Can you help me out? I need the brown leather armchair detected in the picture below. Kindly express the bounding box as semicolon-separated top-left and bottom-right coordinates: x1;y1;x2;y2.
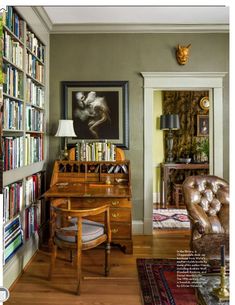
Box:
182;175;229;261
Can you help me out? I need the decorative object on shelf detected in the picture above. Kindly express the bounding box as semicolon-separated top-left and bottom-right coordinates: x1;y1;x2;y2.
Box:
212;245;229;301
61;81;129;149
55;119;76;159
178;157;191;164
196;138;209;162
199;96;210;111
160;114;180;163
197;114;209;136
175;44;191;65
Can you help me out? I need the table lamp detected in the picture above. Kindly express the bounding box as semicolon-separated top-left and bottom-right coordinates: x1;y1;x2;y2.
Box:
55;119;77;159
160;114;180;163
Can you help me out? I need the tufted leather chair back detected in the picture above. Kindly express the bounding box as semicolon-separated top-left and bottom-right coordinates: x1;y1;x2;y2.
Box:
183;175;229;241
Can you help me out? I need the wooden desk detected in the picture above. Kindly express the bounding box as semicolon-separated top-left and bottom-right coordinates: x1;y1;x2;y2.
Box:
160;163;209;208
44;160;133;254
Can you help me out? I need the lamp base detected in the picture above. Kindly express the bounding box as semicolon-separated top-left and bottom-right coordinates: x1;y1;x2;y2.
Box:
59;149;69;160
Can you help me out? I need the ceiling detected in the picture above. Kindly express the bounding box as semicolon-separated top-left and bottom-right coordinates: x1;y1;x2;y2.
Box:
36;6;229;33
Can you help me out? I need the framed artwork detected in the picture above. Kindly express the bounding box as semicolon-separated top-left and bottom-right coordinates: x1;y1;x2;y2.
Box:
197;114;209;136
61;81;129;149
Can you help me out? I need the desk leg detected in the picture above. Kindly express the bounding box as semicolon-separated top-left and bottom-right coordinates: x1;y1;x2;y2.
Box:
164;168;170;209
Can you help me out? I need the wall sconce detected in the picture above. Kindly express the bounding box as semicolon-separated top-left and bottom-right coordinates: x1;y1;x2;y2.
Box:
55;119;76;159
160;114;180;163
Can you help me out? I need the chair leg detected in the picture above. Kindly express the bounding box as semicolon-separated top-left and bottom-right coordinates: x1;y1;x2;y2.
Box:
105;242;111;276
76;248;82;295
48;243;57;280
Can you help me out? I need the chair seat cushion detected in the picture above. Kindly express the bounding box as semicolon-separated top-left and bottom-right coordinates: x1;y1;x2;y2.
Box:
192;233;229;261
56;219;104;243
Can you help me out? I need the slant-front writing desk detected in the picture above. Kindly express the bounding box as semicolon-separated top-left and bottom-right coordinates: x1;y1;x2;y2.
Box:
44;160;133;254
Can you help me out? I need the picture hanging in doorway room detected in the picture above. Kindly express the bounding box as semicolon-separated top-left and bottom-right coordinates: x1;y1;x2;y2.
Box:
61;81;129;149
197;114;209;136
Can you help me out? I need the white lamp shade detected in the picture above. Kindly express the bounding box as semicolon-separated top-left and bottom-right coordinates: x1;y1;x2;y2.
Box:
55;120;77;137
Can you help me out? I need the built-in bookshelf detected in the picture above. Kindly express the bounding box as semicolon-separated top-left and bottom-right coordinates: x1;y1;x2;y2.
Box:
2;6;46;269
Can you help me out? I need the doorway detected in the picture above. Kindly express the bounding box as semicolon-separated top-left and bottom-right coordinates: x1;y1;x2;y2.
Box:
141;72;226;235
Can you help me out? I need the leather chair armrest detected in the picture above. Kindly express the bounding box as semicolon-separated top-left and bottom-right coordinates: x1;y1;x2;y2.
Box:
194;221;205;234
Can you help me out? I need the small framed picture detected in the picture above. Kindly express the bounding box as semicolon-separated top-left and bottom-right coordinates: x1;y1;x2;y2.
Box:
197;115;209;136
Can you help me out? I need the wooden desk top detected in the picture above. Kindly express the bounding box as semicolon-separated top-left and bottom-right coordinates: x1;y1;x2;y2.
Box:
43;182;131;199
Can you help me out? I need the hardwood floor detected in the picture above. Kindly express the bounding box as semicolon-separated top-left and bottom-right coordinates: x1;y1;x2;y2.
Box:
5;230;190;305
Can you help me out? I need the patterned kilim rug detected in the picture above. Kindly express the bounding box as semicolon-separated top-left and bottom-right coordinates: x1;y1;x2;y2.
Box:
153;209;190;229
136;259;197;305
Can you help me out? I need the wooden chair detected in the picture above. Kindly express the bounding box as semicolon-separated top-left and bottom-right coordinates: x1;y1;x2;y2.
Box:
48;199;111;295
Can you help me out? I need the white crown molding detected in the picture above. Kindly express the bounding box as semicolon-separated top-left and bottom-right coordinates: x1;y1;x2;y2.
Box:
49;23;229;34
33;7;53;32
31;8;229;34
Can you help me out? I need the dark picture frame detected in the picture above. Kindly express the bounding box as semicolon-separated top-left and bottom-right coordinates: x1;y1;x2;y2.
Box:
197;114;209;136
61;81;129;149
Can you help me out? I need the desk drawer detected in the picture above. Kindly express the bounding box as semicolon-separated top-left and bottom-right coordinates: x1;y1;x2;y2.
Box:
86;208;131;223
78;198;132;208
111;223;131;239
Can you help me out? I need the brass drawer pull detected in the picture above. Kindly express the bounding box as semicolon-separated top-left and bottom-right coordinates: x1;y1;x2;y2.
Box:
111;200;120;206
87;199;95;203
112;213;120;218
111;228;119;233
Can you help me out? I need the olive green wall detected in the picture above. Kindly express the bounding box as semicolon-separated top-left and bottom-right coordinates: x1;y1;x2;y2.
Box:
50;33;229;221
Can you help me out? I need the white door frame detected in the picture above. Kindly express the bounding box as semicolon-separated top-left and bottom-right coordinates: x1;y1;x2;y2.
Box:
141;72;226;234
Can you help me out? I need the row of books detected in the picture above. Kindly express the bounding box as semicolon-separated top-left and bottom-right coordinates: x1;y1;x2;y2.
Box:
26;53;44;83
26;78;45;107
3;98;23;130
3;30;24;69
25;134;44;165
3;181;23;223
25;202;41;240
2;136;24;171
2;7;24;40
76;141;116;161
2;135;44;170
26;30;45;63
3;63;24;99
25;172;43;207
4;215;24;264
26;106;44;132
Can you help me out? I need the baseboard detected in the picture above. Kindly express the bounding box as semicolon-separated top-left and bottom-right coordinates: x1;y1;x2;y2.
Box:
132;220;144;235
153;192;160;204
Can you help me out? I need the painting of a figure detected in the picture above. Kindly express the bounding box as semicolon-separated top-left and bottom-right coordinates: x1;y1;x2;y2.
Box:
197;115;209;136
72;90;119;139
62;81;129;148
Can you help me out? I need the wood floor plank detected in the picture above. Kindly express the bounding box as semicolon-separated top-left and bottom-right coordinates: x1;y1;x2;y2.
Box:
5;231;190;305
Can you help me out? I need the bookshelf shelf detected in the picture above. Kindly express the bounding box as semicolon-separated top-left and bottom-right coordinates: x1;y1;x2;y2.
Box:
2;56;24;72
2;6;46;269
3;92;24;102
26;73;44;86
26;47;45;65
3;129;24;133
3;25;24;45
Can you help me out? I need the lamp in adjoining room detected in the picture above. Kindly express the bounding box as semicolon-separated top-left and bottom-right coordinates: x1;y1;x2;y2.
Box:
55;119;76;159
160;114;180;163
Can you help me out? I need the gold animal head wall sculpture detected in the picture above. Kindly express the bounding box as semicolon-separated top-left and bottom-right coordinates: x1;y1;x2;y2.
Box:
176;44;191;65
